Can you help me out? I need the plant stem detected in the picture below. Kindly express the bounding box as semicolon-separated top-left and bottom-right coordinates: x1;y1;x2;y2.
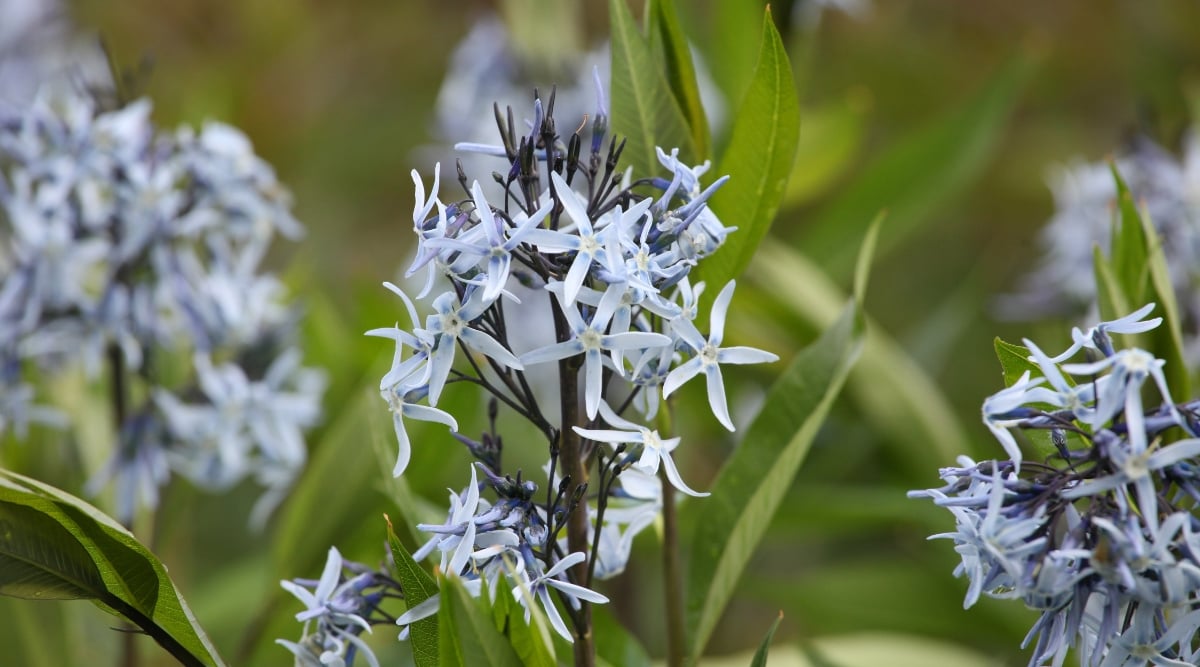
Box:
108;343;139;667
661;470;684;667
557;355;594;667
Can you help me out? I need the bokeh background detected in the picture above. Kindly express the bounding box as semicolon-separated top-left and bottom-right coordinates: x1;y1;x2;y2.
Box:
5;0;1200;665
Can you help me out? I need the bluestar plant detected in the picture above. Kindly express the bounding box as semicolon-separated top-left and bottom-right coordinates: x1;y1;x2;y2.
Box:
280;77;778;665
0;83;326;524
912;305;1200;667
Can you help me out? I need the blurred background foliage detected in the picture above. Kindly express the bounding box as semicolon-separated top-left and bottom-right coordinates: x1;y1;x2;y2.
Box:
6;0;1200;665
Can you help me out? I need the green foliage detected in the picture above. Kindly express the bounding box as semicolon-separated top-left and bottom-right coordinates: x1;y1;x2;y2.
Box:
693;8;800;314
800;54;1032;278
682;300;865;661
486;576;556;667
1099;165;1190;399
750;612;784;667
0;470;224;667
647;0;710;159
387;515;439;666
437;576;523;667
608;0;697;177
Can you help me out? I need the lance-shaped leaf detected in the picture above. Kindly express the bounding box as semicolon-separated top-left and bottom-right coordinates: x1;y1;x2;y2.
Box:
749;612;784;667
609;0;697;177
437;575;523;667
647;0;709;159
693;7;799;313
682;299;864;660
387;515;439;667
0;469;224;667
1108;164;1190;399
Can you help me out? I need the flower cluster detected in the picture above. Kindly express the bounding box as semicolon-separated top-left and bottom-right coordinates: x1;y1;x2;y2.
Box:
998;134;1200;361
912;305;1200;667
365;78;777;642
277;74;778;661
278;547;399;667
0;84;325;523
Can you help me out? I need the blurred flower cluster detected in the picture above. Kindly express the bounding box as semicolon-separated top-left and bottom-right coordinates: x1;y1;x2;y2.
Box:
0;84;325;523
281;73;777;663
1000;134;1200;359
912;305;1200;667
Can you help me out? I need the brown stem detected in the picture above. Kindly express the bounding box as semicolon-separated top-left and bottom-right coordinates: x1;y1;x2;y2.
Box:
108;343;140;667
554;330;594;666
661;471;684;667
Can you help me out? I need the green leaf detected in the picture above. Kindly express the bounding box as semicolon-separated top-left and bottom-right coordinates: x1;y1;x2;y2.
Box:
993;337;1039;387
853;214;882;307
484;571;554;667
1093;244;1132;323
800;54;1032;279
0;470;224;667
1109;164;1150;305
1109;164;1191;399
647;0;709;159
593;604;651;667
387;515;439;667
692;7;799;311
438;576;523;667
1143;207;1191;400
699;0;763;124
682;300;864;661
749;612;784;667
608;0;696;177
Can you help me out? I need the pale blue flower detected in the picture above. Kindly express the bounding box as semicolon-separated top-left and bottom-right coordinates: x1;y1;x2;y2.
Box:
511;550;608;643
1063;435;1200;534
278;547;382;667
1047;302;1163;363
980;370;1046;469
422;286;523;406
1099;604;1200;667
379;383;458;477
663;280;778;431
520;286;669;418
574;400;708;497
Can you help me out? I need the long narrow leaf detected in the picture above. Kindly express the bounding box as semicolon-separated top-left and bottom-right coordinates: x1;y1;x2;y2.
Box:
608;0;696;177
682;300;864;661
693;7;799;312
387;515;439;667
648;0;709;159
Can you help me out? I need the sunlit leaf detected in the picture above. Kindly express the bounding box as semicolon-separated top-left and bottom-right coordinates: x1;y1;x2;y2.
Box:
745;244;966;472
783;97;868;208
